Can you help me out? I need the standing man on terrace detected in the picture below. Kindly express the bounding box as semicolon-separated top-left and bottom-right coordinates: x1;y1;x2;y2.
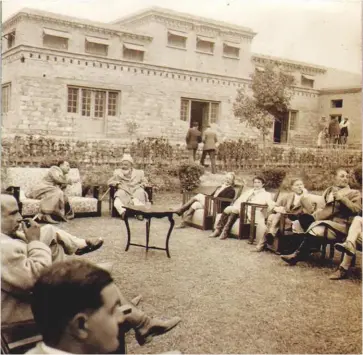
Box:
185;121;202;162
200;124;218;174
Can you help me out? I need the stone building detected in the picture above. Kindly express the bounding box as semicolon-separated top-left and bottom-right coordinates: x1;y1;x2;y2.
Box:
2;6;361;146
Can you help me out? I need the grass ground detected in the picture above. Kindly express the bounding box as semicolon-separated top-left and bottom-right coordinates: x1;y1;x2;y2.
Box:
61;193;362;354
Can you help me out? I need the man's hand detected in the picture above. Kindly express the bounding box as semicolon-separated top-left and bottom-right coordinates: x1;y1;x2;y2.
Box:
22;219;41;242
274;206;286;213
332;190;344;201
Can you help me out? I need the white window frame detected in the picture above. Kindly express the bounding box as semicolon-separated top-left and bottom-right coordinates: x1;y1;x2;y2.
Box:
167;30;188;49
122;43;145;62
67;86;121;119
196;35;215;54
288;110;298;131
180;98;220;124
2;83;11;114
85;36;109;56
223;42;240;59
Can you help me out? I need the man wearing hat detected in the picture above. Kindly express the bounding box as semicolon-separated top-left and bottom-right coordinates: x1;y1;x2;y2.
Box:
108;152;149;218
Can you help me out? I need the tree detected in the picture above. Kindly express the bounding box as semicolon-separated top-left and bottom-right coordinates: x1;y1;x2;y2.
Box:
233;64;296;164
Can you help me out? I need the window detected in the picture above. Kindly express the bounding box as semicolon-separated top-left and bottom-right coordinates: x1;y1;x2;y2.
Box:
331;99;343;108
289;111;298;130
67;87;78;113
67;86;120;118
180;99;189;122
43;28;70;50
108;92;118;116
2;83;11;114
81;89;91;116
180;98;220;125
123;43;145;62
210;102;219;123
85;36;109;56
301;74;314;88
196;36;214;54
223;42;240;58
6;31;15;49
167;30;187;49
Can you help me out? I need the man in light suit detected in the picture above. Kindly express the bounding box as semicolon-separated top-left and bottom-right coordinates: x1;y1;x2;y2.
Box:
108;153;149;219
281;168;362;265
200;125;218;174
185;121;201;162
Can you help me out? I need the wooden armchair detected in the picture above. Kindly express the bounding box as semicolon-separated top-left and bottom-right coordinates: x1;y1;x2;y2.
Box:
1;320;41;354
242;203;269;243
109;185;153;217
207;184;244;234
182;187;217;230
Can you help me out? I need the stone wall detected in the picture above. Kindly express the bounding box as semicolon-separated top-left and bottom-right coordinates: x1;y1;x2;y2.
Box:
3;46;321;146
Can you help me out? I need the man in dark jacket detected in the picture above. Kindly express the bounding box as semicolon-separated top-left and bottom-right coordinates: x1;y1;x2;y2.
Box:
185;122;201;162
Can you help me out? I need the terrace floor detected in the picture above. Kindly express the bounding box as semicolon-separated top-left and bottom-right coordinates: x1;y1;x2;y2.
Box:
60;194;362;354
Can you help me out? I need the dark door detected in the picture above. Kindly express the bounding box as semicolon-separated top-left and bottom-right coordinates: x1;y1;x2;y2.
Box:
273;113;289;143
190;101;209;134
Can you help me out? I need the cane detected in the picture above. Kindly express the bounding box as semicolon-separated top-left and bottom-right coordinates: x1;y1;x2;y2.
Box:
100;187;110;201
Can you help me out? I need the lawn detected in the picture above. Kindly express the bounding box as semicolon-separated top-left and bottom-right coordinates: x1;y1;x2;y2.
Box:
61;193;362;354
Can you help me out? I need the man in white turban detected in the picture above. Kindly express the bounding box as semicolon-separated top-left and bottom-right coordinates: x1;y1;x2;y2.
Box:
108;153;149;218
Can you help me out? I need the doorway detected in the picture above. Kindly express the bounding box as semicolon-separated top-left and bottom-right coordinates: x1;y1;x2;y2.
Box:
273;112;289;143
190;101;209;134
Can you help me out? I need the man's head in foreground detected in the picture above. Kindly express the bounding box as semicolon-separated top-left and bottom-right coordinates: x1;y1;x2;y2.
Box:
1;194;23;236
31;259;124;354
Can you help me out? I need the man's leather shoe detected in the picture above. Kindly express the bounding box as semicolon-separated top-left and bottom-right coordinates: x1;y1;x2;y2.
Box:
135;316;181;346
42;214;59;224
329;266;348;280
75;238;104;255
281;252;299;265
265;233;274;245
335;241;356;257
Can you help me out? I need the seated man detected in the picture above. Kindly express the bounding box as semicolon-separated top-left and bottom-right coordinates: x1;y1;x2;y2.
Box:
281;168;362;265
1;193;104;326
265;178;310;244
209;176;274;250
108;153;149;219
27;260;181;354
330;216;362;280
175;172;236;228
28;160;78;224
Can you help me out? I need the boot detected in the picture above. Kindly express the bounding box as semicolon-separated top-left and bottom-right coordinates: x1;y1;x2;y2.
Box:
123;306;181;346
209;212;229;238
176;199;195;216
219;214;238;240
281;235;310;265
65;202;74;220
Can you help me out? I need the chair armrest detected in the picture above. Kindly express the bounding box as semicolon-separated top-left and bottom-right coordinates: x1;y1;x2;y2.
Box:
212;197;234;216
144;186;153;204
92;186;100;199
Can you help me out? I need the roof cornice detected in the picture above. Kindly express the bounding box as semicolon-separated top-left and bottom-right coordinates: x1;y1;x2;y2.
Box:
319;86;362;95
252;54;326;74
112;7;256;40
3;9;153;41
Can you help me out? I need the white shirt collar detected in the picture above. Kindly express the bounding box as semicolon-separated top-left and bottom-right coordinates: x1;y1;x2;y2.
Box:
40;342;72;355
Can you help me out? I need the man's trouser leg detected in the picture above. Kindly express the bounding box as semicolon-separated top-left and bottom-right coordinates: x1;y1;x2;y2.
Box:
114;190;132;216
340;217;362;270
200;150;207;166
209;150;216;174
255;214;268;248
267;213;281;236
39;225;87;260
193;148;197;162
117;289;181;346
188;149;194;162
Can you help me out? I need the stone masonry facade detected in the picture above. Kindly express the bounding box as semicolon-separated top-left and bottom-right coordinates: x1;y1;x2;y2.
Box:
2;7;361;146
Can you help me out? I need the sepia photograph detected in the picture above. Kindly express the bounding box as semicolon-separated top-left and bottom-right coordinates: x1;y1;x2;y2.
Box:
1;0;362;353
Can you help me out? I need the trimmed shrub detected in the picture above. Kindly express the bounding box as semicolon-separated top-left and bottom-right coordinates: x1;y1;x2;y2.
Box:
260;168;287;189
178;163;205;193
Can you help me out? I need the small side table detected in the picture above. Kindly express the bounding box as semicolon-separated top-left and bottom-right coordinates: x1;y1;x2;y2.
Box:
123;205;177;258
